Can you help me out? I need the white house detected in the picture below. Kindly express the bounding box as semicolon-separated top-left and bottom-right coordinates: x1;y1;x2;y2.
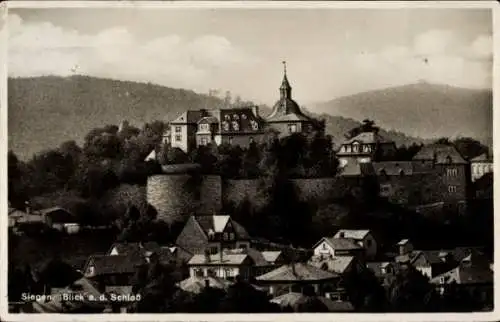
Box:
333;229;377;259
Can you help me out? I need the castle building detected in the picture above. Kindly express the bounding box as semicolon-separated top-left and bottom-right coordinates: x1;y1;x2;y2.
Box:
470;153;493;182
336;122;397;168
169;62;323;153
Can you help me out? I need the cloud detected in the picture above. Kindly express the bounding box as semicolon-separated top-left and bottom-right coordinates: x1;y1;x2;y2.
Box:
7;14;256;92
349;29;492;91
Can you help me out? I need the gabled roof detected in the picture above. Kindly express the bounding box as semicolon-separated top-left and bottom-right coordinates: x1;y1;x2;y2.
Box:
430;264;493;285
261;251;283;263
256;263;338;282
86;255;145;275
192;215;251;240
334;229;371;240
144;150;156;162
366;261;400;277
188;253;250;266
412;143;467;164
313;237;363;251
171;110;206;125
308;256;355;274
343;131;393;145
397;239;411;246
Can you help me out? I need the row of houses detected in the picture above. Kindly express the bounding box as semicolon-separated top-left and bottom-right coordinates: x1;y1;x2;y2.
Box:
18;214;493;313
8;205;81;235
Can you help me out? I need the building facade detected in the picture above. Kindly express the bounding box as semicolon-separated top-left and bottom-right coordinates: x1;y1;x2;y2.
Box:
470;153;493;182
167;63;323;153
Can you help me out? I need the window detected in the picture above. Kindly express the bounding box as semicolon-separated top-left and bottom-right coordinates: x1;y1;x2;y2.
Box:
448;185;457;193
342;145;347;153
200;137;208;146
229;233;235;240
242;114;247;120
484;165;489;173
210;246;218;254
251;120;259;131
233;114;239;120
352;143;359;153
199;123;209;132
346;145;352;153
445;156;452;164
447;168;458;176
223;232;229;240
232;121;240;131
363;145;370;153
229;137;234;144
88;265;95;276
175;135;181;142
175;126;182;133
288;123;298;133
222;121;230;131
224;268;232;278
322;243;327;250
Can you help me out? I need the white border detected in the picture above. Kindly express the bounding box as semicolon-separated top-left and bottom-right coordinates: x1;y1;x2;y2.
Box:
1;1;499;322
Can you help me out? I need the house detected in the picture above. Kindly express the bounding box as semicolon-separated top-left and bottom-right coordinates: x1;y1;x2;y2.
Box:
412;143;469;203
470;153;493;182
176;214;252;255
430;262;493;305
333;229;377;259
107;242;176;265
178;275;233;294
167;63;322;153
312;237;365;260
83;255;145;294
270;292;355;312
186;247;284;281
366;262;400;285
256;263;340;297
39;207;80;234
308;255;358;276
336;120;397;167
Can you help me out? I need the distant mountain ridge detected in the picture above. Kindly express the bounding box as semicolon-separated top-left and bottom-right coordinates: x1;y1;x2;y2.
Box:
8;76;450;160
312;82;493;148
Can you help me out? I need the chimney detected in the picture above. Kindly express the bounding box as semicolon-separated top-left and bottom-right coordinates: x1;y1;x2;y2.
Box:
252;106;259;117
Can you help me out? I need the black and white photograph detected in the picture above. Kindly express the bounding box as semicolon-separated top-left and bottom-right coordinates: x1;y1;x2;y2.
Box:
1;1;497;320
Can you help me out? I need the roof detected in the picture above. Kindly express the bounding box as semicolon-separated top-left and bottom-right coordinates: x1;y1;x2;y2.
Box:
144;150;156;162
171;110;206;125
160;163;201;174
270;292;354;312
395;247;487;267
430;264;493;285
108;242;174;262
339;162;375;177
86;255;145;275
192;215;251;240
39;207;76;223
412;143;468;164
372;161;416;176
314;237;363;251
343;131;393;145
397;239;410;245
261;251;283;263
334;229;371;240
266;112;312;123
30;277;104;313
256;263;338;282
188;253;250;266
471;153;493;162
366;262;399;277
178;276;233;294
198;116;219;124
308;256;355;274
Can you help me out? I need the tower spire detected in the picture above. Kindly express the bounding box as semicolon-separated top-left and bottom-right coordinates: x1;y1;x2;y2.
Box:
280;61;292;99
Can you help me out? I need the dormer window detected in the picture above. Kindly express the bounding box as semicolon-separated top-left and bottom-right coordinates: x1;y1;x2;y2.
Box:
346;145;352;153
445;156;452;164
87;265;96;276
224;115;230;121
242;114;247;120
352;142;359;153
232;121;240;131
233;114;239;120
250;120;259;131
363;145;370;153
199;123;209;132
222;121;230;131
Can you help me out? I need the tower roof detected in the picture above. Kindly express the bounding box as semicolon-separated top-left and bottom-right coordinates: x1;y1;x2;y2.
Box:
266;61;312;122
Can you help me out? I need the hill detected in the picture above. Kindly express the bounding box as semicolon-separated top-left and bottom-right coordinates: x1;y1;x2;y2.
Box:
312;83;493;147
9;75;428;160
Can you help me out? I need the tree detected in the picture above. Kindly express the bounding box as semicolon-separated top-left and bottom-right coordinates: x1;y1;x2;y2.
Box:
218;276;279;312
453;137;489;160
240;142;262;178
158;146;190;165
386;265;440;312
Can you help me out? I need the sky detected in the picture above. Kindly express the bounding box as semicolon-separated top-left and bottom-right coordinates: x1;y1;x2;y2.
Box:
7;7;493;105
